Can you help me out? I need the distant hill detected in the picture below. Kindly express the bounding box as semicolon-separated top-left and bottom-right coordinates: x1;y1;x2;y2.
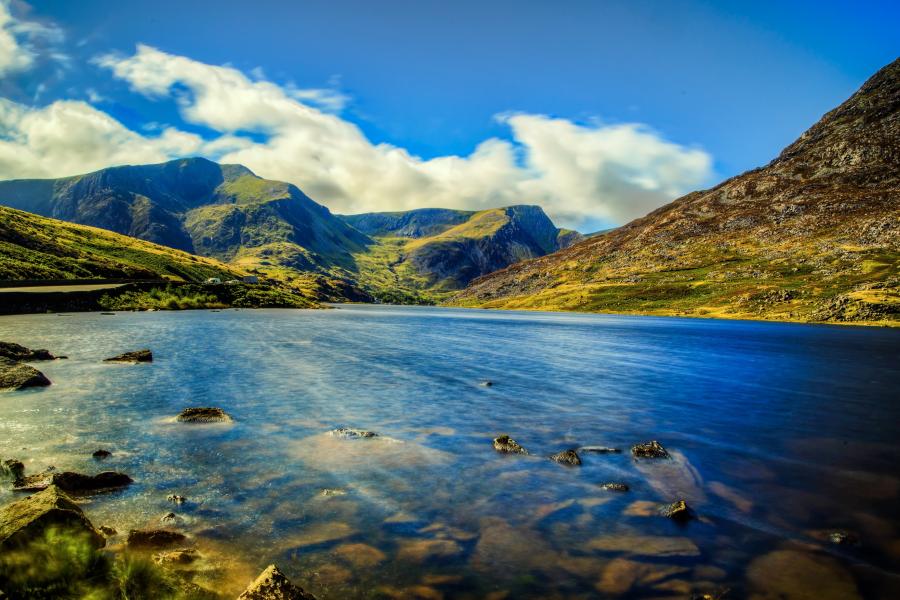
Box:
0;158;371;272
451;58;900;325
343;206;583;301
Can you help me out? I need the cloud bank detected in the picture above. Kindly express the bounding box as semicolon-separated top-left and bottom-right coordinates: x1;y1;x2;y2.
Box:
0;36;712;228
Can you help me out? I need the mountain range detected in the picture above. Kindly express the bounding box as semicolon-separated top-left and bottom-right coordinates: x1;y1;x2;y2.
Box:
0;159;577;302
0;58;897;324
451;58;900;324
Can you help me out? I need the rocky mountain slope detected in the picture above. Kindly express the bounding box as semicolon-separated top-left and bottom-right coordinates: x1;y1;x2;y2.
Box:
451;58;900;325
344;206;582;302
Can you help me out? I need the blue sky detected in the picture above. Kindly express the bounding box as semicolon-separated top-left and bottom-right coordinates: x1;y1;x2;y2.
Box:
1;0;897;230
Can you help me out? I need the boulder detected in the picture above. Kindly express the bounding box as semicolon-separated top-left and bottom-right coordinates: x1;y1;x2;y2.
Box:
237;564;318;600
0;485;104;549
631;440;670;459
14;470;133;494
493;435;528;455
176;407;233;423
104;349;152;363
550;449;582;466
580;446;621;454
331;427;377;438
599;482;630;492
0;341;56;361
1;458;25;480
0;357;51;390
127;528;187;549
660;499;694;521
92;449;111;459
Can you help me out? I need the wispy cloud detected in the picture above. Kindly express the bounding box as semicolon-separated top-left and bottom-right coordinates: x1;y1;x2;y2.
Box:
0;1;66;76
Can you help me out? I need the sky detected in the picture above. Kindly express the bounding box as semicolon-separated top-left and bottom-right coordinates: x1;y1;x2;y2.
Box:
0;0;897;231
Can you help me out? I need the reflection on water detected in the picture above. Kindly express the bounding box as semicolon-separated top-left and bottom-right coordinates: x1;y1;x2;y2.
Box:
1;305;899;598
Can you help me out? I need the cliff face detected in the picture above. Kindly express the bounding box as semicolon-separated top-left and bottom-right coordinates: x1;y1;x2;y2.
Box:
451;59;900;325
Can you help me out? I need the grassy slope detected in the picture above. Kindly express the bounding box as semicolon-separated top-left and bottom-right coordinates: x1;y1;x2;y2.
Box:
0;205;240;282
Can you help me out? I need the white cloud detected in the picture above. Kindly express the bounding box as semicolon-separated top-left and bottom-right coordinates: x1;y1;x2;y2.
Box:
0;1;34;75
0;99;202;179
2;43;712;228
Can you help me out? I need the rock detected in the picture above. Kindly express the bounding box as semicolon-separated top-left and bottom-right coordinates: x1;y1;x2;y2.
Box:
0;357;51;390
746;549;862;599
493;435;528;455
330;427;377;438
160;512;184;525
549;449;582;466
99;525;117;536
580;446;621;453
320;488;347;497
0;485;104;549
167;494;187;505
1;458;25;480
691;589;730;600
479;380;493;387
0;341;56;361
103;349;152;363
92;449;111;459
127;529;187;549
631;440;670;458
660;499;694;521
14;470;133;494
154;548;200;566
176;407;233;423
828;531;860;546
599;482;630;492
237;564;318;600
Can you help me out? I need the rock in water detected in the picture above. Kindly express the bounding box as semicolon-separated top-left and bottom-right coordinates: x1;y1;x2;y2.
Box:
104;349;152;363
92;449;111;459
154;548;200;566
829;531;860;546
176;407;233;423
0;357;51;390
167;494;187;505
1;458;25;480
331;427;378;438
492;435;528;455
660;499;694;521
127;529;187;549
0;485;104;549
0;341;56;361
238;564;318;600
631;440;670;459
14;471;133;493
599;482;630;492
550;449;582;466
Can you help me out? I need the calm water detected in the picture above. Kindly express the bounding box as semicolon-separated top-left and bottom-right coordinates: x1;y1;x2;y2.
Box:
1;306;899;599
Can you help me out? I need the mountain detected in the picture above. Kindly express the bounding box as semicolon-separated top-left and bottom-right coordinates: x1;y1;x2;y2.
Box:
451;58;900;325
344;206;583;301
0;158;371;272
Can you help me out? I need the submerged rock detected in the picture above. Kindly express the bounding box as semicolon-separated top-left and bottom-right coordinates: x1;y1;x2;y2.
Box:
127;528;187;549
92;449;111;459
493;435;528;455
580;446;622;454
550;449;582;466
0;485;104;549
154;548;200;566
238;564;318;600
176;407;233;423
0;357;51;390
104;349;152;363
0;341;57;361
660;499;694;521
631;440;670;459
599;482;630;492
14;470;133;494
331;427;378;438
1;458;25;480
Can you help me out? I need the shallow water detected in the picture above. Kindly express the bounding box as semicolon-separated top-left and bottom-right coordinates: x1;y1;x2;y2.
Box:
1;305;899;598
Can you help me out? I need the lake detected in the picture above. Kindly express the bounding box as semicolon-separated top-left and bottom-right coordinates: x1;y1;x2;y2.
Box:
1;305;898;599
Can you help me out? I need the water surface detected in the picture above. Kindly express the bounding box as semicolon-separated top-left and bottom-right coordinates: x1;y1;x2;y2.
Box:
1;306;898;598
